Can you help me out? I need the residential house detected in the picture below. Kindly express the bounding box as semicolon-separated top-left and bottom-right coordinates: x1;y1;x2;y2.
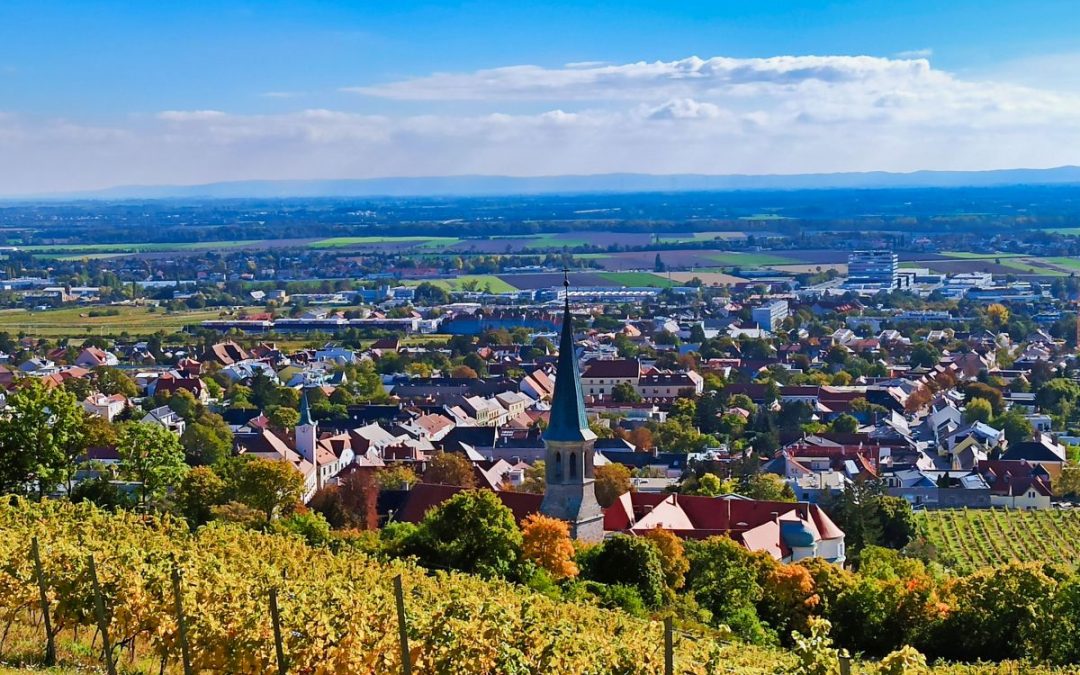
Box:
83;393;127;422
580;358;641;398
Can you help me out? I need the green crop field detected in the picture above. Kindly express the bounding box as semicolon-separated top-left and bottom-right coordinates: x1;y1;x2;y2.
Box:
598;272;677;287
516;234;591;249
1040;257;1080;272
738;214;792;221
921;508;1080;573
21;240;265;254
403;274;518;293
0;305;229;338
997;258;1068;276
939;251;1026;259
708;252;793;267
309;236;460;249
658;231;747;243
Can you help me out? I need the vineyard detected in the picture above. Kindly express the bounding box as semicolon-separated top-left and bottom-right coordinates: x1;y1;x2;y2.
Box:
921;508;1080;572
0;499;762;674
5;501;1080;674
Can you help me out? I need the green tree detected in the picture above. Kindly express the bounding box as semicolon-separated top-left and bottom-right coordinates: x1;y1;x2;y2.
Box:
0;379;88;497
611;382;643;403
266;405;300;430
877;495;917;550
830;414;859;434
992;410;1035;445
231;457;306;524
174;465;227;526
938;562;1055;662
181;413;233;466
823;481;884;565
94;366;139;397
684;536;770;643
909;342;941;369
583;534;666;608
964;398;993;424
741;473;796;502
406;489;523;578
117;422;188;508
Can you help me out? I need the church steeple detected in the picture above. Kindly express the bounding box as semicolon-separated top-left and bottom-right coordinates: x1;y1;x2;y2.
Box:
540;270;604;541
299;389;315;427
296;390;318;472
545;271;596;443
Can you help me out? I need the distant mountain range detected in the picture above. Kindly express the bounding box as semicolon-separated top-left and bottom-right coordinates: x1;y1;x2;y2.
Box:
27;166;1080;200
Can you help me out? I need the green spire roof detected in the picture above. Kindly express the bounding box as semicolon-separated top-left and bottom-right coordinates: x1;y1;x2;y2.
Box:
299;389;315;427
544;272;596;443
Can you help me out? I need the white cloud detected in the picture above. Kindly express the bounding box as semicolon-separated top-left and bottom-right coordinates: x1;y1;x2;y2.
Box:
4;53;1080;194
157;110;228;121
895;48;933;59
646;98;728;120
346;55;939;101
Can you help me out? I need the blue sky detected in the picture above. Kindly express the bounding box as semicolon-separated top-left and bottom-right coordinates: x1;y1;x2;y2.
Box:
2;1;1080;193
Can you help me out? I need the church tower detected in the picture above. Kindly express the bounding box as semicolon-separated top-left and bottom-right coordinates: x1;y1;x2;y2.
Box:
296;391;318;463
540;273;605;541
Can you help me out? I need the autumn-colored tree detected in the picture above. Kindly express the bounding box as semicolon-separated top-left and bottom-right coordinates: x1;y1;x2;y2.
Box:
756;560;820;640
376;465;419;490
641;526;689;590
987;303;1010;327
626;426;654;451
423;452;476;487
521;513;579;579
337;468;380;529
594;463;632;507
450;365;479;379
904;386;933;414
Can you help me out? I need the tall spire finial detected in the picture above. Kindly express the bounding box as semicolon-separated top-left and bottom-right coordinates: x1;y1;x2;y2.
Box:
544;267;594;443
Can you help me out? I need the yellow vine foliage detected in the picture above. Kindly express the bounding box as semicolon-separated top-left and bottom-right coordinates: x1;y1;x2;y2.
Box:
0;498;734;674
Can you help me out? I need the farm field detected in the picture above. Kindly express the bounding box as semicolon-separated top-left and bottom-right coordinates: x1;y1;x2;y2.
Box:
1040;257;1080;273
708;252;794;267
20;240;268;254
310;236;460;249
497;272;614;289
939;251;1027;259
738;213;792;221
667;271;748;285
770;263;848;275
597;272;677;287
916;257;1066;276
0;305;228;338
920;508;1080;573
657;231;748;243
403;274;518;293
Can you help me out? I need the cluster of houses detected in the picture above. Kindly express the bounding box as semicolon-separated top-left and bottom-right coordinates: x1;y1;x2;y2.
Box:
12;252;1080;567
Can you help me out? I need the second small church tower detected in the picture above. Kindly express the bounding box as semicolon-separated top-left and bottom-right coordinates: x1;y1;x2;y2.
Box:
539;273;605;541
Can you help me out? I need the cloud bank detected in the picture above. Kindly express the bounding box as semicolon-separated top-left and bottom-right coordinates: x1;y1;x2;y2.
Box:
3;54;1080;194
